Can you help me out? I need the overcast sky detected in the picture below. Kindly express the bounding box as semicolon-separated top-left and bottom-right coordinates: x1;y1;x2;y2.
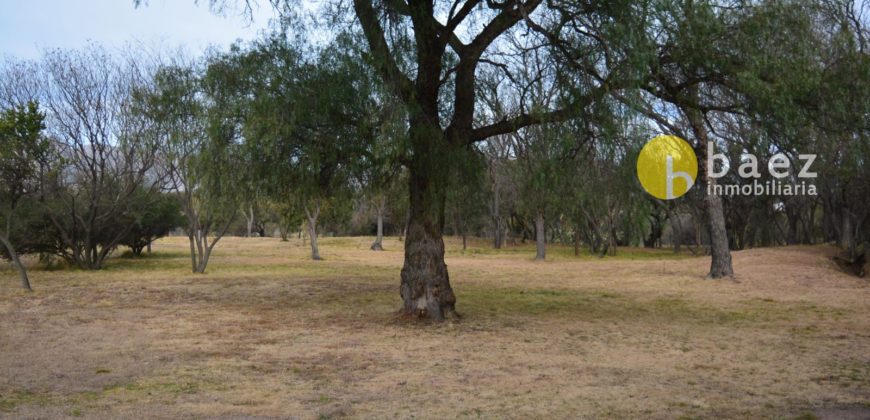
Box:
0;0;279;60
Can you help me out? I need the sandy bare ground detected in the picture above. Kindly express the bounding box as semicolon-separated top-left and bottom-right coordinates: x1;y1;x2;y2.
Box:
1;236;868;419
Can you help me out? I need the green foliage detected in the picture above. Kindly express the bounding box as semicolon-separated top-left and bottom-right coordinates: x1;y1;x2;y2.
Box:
141;61;242;235
217;32;380;225
120;192;185;256
445;146;489;239
0;101;49;208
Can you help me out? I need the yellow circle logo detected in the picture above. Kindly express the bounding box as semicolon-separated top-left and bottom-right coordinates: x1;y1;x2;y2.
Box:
637;135;697;200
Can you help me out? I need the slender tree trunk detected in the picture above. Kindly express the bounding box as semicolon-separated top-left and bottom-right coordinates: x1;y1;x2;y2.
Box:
687;106;733;278
841;206;854;252
492;178;502;249
279;221;290;241
703;172;733;277
787;208;800;245
371;197;385;251
245;204;254;238
192;216;233;274
188;233;197;272
147;242;152;254
0;234;31;291
197;239;214;273
672;212;683;253
196;229;205;267
803;203;816;244
574;223;581;256
535;212;546;261
193;230;207;274
399;214;409;242
305;205;322;260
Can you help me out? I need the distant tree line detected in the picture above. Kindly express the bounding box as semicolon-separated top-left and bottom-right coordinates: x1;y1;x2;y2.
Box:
1;1;868;313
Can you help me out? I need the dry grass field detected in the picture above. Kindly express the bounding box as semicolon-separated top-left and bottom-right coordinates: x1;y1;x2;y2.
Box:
1;236;869;419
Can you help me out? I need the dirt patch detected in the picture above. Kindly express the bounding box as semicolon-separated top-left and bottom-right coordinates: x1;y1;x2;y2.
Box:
1;237;868;418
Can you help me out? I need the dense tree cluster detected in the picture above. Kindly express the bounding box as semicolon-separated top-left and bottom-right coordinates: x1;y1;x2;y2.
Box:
1;1;868;321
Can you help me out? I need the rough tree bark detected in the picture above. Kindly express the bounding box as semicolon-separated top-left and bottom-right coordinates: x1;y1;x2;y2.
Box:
353;0;570;320
535;212;546;261
688;109;734;278
399;122;457;321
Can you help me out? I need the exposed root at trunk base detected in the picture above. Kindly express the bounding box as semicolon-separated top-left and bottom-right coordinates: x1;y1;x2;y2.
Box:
707;268;735;280
707;254;734;279
706;273;740;283
399;223;457;322
392;307;461;323
370;242;384;251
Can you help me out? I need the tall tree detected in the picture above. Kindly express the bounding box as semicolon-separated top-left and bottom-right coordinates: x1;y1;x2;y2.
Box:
348;0;635;319
36;46;163;269
141;63;241;273
239;34;376;260
0;102;49;290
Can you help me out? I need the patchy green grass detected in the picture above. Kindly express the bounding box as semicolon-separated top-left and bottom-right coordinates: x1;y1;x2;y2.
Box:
0;391;50;412
449;238;696;260
1;236;868;418
456;286;824;326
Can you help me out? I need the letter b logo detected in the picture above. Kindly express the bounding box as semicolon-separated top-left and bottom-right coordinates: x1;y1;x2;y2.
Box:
637;135;698;200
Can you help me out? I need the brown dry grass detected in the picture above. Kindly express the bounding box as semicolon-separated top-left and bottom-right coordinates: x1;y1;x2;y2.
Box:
1;236;868;419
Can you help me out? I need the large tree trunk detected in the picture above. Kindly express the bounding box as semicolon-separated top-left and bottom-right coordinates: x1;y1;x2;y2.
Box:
305;205;322;261
687;105;733;278
371;197;385;251
535;212;546;261
399;123;456;321
0;234;32;291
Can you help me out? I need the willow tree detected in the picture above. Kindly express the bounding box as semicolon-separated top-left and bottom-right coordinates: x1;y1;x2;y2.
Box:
172;0;657;319
140;63;241;274
235;34;377;260
348;0;637;320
